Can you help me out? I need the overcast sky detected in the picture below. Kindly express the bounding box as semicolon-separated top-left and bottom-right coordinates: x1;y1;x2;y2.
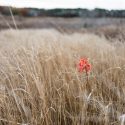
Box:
0;0;125;10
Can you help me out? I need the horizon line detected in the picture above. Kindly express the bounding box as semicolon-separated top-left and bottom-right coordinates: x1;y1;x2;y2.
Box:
0;5;125;11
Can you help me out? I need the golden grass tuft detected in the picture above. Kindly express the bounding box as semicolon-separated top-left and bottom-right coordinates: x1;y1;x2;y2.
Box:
0;29;125;125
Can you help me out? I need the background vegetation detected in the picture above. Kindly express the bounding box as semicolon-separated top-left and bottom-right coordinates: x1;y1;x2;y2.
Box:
0;6;125;17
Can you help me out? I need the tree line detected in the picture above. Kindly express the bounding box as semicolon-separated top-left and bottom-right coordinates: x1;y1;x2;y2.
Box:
0;6;125;18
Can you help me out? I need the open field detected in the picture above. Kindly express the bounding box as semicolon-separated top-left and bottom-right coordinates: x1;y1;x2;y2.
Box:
0;29;125;125
0;16;125;30
0;16;125;41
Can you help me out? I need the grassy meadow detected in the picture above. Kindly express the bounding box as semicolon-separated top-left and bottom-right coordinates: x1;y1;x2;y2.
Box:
0;29;125;125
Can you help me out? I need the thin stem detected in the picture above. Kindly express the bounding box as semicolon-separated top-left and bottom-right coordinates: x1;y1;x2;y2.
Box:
85;71;91;94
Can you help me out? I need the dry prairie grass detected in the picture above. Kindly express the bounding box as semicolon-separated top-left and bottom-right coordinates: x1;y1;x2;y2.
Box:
0;29;125;125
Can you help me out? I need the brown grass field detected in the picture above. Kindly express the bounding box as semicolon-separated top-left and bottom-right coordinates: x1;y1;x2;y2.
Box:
0;28;125;125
